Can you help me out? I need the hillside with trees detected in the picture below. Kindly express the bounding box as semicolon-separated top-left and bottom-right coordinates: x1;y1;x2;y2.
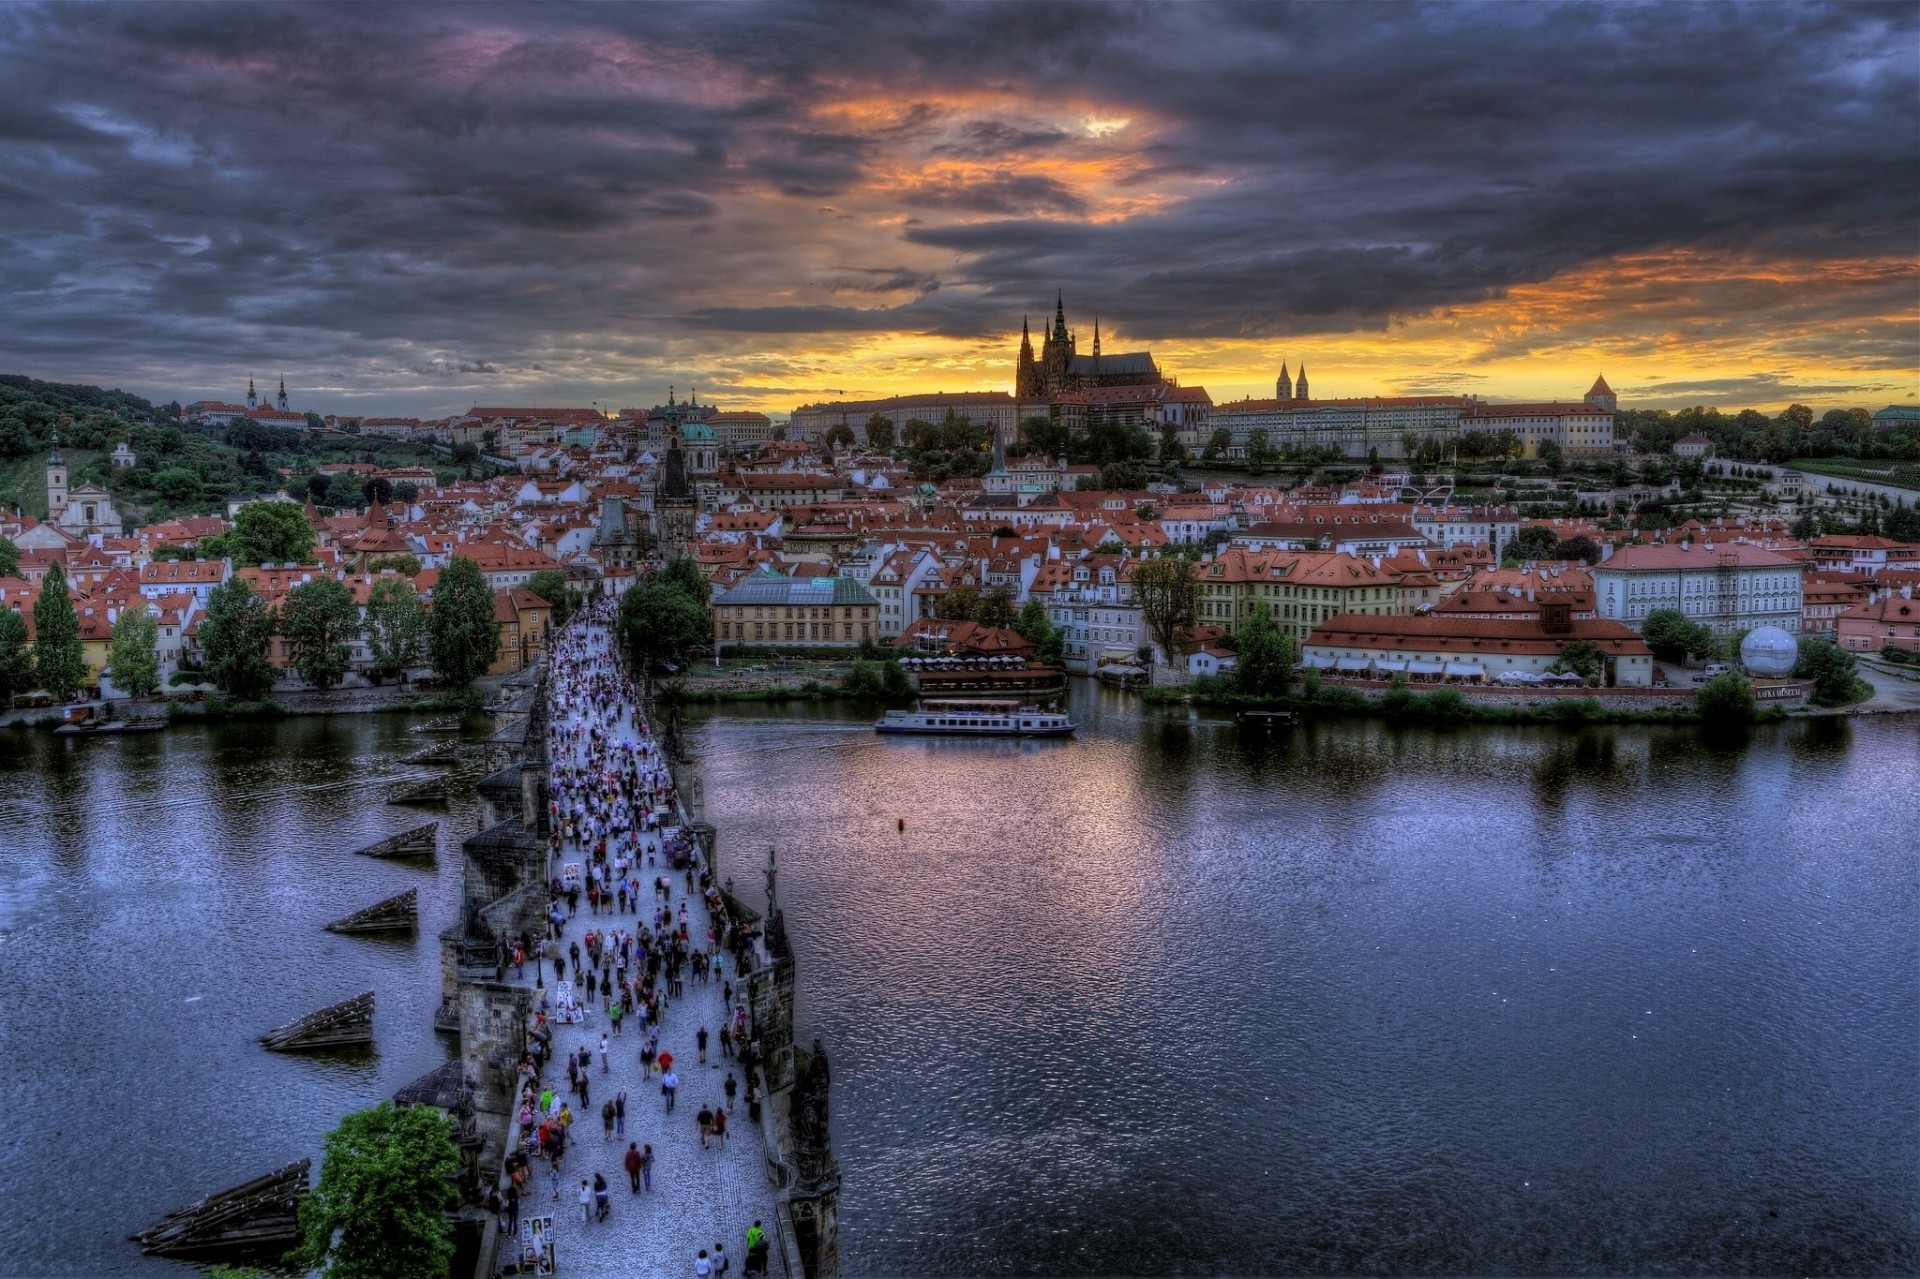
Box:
0;373;491;527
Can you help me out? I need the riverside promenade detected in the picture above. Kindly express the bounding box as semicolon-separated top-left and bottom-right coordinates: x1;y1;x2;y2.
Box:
512;616;776;1276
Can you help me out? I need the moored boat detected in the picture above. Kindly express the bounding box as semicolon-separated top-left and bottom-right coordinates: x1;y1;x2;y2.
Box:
875;699;1075;738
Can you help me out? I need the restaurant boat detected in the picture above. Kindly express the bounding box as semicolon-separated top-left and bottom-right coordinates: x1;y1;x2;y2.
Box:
874;699;1076;738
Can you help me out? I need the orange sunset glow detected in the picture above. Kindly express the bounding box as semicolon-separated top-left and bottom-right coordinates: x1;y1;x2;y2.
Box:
0;5;1911;416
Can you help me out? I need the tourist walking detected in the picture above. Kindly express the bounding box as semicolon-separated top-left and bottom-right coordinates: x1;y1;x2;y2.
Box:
662;1068;679;1113
615;1086;627;1136
578;1178;593;1224
593;1171;610;1222
624;1141;642;1193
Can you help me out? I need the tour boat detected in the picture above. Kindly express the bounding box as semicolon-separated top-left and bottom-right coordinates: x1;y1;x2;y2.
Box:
874;699;1076;738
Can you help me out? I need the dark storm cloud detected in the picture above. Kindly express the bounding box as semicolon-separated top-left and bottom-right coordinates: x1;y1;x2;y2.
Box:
0;0;1911;410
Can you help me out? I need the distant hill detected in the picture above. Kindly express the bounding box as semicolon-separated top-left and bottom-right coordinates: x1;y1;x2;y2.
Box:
0;373;467;527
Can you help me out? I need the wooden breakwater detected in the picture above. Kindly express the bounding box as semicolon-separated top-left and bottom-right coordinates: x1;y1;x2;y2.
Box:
353;821;438;858
324;888;418;934
132;1158;309;1258
260;991;374;1051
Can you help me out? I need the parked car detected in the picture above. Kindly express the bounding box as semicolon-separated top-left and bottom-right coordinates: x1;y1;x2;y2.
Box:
1692;662;1734;683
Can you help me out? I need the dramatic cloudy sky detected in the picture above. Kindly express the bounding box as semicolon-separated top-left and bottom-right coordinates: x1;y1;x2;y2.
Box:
1;1;1914;417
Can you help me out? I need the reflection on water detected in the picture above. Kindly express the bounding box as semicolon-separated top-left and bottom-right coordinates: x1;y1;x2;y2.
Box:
0;715;481;1276
687;688;1920;1276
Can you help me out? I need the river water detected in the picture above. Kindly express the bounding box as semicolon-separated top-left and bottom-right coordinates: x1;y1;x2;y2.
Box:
0;712;481;1277
1;693;1915;1276
684;686;1920;1276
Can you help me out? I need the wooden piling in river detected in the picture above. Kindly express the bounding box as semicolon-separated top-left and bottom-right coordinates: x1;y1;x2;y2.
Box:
131;1158;309;1257
352;821;438;858
259;991;374;1050
323;888;418;934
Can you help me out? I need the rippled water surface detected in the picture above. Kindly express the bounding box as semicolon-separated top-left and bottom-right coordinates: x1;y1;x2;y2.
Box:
0;714;482;1277
686;688;1919;1275
2;696;1916;1276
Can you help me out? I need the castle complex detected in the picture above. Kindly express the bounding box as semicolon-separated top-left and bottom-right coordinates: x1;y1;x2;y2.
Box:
1015;294;1169;400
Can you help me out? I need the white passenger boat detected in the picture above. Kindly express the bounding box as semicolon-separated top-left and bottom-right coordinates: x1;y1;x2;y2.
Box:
874;699;1076;738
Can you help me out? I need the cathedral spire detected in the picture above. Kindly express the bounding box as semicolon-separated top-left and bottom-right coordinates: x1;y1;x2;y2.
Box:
1295;364;1309;400
1092;314;1101;359
246;377;257;410
1053;291;1068;342
1277;362;1292;401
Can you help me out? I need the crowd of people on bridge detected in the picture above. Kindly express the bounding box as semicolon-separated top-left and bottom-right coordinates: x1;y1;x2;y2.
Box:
488;598;775;1277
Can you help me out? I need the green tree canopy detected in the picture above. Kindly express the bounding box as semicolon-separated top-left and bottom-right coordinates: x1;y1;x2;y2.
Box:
864;414;895;450
1794;636;1869;707
32;561;85;697
363;578;425;683
295;1102;459;1279
1011;597;1065;664
1695;669;1757;724
1233;602;1294;697
426;556;500;690
936;581;981;622
657;557;711;607
199;577;278;700
228;501;317;565
1640;608;1716;664
367;554;422;577
620;577;709;671
1507;525;1561;562
1556;639;1607;686
0;535;18;579
525;568;579;625
108;605;160;697
979;584;1017;629
280;578;361;691
0;608;32;701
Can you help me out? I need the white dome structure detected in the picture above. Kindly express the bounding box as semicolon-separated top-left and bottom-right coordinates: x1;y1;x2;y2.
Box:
1741;625;1799;678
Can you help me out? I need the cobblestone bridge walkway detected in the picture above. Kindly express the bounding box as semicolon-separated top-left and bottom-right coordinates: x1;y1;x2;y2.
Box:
512;617;776;1277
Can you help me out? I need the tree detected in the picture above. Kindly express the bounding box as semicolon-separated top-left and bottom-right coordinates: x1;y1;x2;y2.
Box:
427;557;500;690
295;1101;459;1279
325;472;364;510
1246;428;1274;469
620;578;709;671
656;557;711;608
1012;599;1064;665
979;585;1017;629
1202;426;1232;461
823;422;856;451
1794;637;1869;707
864;414;895;450
1133;554;1197;662
108;605;160;697
364;578;426;683
367;554;422;576
936;581;981;622
303;411;325;431
230;501;317;565
1553;535;1603;565
1019;415;1068;458
280;578;360;691
1507;525;1560;562
199;577;278;700
1099;460;1148;490
0;609;32;701
0;535;18;579
361;476;394;507
525;568;579;626
307;474;332;504
1233;603;1294;697
1538;439;1565;474
1695;670;1757;724
32;562;85;697
1641;608;1715;663
1556;639;1607;686
392;480;419;505
449;442;481;466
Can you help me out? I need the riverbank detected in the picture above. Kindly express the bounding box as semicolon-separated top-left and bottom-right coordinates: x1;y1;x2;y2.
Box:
1142;678;1788;726
3;681;505;729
